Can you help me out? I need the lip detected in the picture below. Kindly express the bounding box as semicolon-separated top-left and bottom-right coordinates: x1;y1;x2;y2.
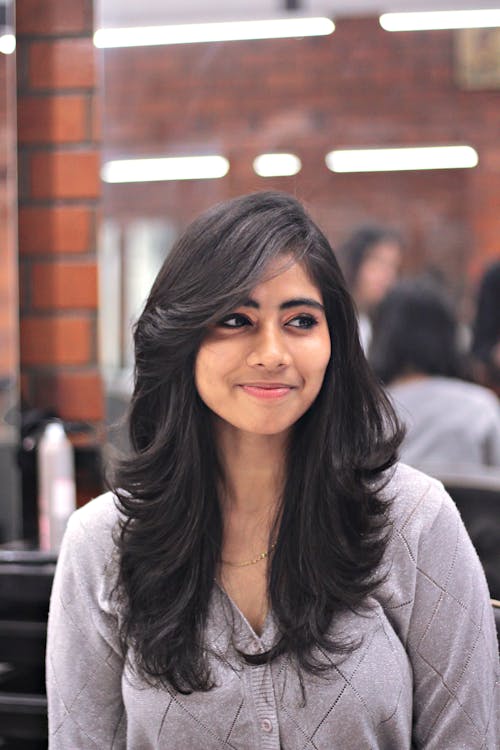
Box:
239;383;296;400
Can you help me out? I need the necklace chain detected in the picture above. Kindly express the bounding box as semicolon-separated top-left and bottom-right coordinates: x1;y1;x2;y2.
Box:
221;542;276;568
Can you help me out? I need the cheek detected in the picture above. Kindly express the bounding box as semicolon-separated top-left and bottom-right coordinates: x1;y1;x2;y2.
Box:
300;334;331;383
194;343;231;401
194;347;213;400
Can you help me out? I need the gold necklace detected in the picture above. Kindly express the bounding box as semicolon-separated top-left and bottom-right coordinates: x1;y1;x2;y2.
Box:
221;542;276;568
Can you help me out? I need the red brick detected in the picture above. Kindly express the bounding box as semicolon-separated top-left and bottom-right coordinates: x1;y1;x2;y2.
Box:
29;39;96;90
32;262;97;309
32;370;104;421
18;95;88;144
30;150;100;200
91;95;101;142
19;206;92;254
16;0;92;35
20;316;92;365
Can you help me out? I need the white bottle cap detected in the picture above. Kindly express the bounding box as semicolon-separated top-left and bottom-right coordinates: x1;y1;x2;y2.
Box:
43;422;66;441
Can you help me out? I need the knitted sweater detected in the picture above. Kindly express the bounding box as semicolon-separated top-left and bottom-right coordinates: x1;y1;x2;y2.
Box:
46;463;499;749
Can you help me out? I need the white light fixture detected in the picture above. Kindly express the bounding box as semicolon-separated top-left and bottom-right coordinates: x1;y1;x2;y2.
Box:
380;9;500;32
94;17;335;49
253;153;302;177
101;155;230;183
0;34;16;55
325;145;479;173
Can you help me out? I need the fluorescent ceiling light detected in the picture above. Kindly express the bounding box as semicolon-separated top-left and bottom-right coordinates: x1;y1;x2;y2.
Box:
94;17;335;48
0;34;15;55
380;9;500;32
325;145;479;173
253;153;302;177
101;155;230;183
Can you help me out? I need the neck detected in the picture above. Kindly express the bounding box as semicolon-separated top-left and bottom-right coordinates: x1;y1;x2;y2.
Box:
215;420;288;516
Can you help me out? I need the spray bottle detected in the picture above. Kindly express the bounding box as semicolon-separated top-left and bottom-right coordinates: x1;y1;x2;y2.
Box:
37;421;76;552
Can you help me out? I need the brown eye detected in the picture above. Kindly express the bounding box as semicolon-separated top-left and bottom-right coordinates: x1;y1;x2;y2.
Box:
217;313;251;329
286;314;318;329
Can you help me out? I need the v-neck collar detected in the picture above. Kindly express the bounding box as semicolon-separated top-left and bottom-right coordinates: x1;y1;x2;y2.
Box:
211;579;276;653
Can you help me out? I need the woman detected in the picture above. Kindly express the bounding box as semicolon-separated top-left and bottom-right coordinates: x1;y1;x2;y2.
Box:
472;260;500;398
47;192;498;749
338;224;402;353
369;277;500;471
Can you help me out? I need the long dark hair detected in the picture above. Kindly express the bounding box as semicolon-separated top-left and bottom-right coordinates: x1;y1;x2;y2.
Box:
472;260;500;365
369;277;464;384
112;191;403;693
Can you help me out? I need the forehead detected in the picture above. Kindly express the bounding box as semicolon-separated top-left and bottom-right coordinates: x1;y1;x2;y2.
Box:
251;255;322;299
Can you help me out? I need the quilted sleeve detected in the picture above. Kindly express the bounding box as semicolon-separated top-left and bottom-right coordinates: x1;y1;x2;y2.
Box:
46;499;126;749
406;485;499;748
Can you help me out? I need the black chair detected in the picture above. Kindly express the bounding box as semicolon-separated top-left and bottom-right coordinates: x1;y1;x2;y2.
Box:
492;600;500;642
0;547;56;750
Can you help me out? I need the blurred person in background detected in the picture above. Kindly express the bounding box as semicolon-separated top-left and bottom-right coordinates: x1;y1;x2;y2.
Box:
370;277;500;472
338;225;403;354
471;260;500;398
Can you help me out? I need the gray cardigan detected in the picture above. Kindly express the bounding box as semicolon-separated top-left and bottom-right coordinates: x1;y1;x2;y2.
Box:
46;464;499;749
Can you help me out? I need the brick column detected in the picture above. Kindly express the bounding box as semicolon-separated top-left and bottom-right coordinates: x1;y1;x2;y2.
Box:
16;0;103;432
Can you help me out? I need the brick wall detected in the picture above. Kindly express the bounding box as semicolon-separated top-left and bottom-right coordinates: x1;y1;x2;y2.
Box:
16;0;104;428
0;50;17;380
101;17;500;297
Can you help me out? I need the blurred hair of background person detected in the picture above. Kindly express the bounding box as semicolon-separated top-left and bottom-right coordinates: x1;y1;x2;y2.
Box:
338;225;403;354
471;260;500;399
370;278;500;472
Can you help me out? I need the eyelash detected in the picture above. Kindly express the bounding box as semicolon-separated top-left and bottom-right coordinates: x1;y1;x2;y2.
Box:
217;313;319;330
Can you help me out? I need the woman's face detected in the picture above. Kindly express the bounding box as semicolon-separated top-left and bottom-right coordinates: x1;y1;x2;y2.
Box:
354;240;401;312
195;256;331;438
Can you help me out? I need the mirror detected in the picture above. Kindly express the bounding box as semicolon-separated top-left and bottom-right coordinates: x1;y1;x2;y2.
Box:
0;0;19;540
95;1;500;435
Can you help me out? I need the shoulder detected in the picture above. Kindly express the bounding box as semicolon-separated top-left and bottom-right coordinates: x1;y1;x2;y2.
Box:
444;377;499;409
429;376;499;411
383;462;486;572
378;463;493;634
63;491;122;569
391;375;496;402
383;461;451;535
52;492;124;623
379;463;475;599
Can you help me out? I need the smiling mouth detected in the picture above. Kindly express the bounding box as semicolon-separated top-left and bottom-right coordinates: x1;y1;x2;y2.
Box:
239;384;295;400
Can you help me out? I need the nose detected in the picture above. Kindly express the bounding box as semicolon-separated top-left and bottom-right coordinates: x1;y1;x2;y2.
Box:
246;323;292;370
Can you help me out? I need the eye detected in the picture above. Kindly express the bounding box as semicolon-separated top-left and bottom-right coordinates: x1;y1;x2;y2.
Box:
216;313;252;329
286;314;318;330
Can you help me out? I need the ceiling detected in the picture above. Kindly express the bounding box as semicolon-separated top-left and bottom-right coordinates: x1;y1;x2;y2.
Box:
97;0;500;28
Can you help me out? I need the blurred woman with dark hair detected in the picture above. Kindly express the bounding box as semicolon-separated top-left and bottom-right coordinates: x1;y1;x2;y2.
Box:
47;193;498;749
472;260;500;397
370;277;500;470
338;224;403;353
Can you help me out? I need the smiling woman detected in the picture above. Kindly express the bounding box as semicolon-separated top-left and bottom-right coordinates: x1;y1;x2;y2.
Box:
46;192;498;749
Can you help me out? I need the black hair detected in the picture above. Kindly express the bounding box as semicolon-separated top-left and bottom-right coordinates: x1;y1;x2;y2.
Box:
338;224;403;290
111;191;403;694
369;277;463;384
472;260;500;365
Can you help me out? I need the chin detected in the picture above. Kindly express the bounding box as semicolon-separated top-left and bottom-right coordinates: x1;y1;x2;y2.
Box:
243;419;295;436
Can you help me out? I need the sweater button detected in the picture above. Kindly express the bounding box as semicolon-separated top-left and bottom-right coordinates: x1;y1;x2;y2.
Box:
261;718;273;733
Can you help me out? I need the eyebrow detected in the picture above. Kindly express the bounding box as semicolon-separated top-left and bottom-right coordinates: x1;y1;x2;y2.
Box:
241;297;325;312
